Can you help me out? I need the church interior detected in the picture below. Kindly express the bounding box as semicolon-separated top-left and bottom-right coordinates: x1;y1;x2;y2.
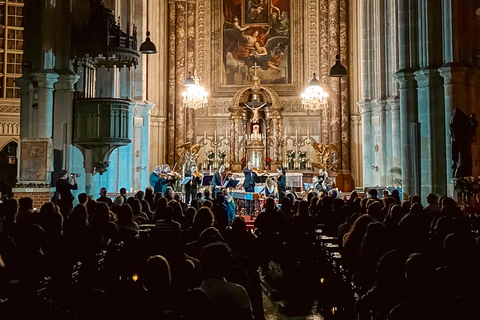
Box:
1;0;480;319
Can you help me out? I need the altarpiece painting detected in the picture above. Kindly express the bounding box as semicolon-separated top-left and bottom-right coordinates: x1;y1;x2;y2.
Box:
223;0;291;85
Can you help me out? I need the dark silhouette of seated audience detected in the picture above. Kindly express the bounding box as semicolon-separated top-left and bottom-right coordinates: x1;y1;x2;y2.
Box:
2;183;480;320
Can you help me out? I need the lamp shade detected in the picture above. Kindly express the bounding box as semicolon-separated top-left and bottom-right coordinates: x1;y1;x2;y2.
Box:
139;31;157;54
329;55;347;77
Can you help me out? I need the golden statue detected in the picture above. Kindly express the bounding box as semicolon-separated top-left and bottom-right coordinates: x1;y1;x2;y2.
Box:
311;140;339;170
176;142;203;167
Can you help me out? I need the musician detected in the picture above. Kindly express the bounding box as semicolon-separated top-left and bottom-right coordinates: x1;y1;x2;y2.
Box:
185;164;201;204
149;166;166;194
258;177;277;198
275;166;287;202
211;165;229;198
162;164;177;193
243;161;259;217
315;168;329;193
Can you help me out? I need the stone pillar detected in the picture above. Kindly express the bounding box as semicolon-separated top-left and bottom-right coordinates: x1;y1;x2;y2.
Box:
229;116;236;163
394;0;419;198
54;70;80;169
375;100;388;187
133;101;155;191
415;68;447;198
388;96;401;172
32;71;59;139
438;66;468;189
271;116;280;163
328;0;340;156
359;101;374;187
350;113;362;186
167;2;176;164
185;0;196;143
150;116;167;171
174;0;187;162
394;71;418;197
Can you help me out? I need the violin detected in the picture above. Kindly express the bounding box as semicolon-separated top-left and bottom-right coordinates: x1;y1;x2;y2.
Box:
222;170;233;178
192;170;203;178
252;167;266;174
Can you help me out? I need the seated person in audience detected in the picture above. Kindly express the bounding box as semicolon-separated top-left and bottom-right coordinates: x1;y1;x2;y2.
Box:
78;193;88;206
199;242;254;320
96;187;113;207
16;197;34;225
90;202;117;248
114;204;139;242
119;187;128;203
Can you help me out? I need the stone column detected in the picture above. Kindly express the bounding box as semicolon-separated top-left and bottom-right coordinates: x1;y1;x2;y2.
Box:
54;70;80;170
394;71;418;197
150;116;168;171
394;0;419;198
350;113;362;185
388;96;401;171
375;100;387;187
185;0;196;143
415;68;447;198
359;101;374;187
134;101;155;191
271;116;280;163
33;71;59;139
438;65;468;188
167;1;176;164
174;0;187;162
328;0;340;155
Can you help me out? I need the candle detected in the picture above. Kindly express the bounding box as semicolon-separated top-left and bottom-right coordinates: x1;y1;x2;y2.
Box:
295;129;298;141
204;130;206;142
307;128;310;140
214;130;217;143
284;129;286;141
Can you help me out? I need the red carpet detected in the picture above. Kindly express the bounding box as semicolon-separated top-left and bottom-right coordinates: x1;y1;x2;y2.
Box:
237;214;255;231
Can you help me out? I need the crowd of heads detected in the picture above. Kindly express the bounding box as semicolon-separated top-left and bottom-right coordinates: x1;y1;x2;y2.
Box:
1;185;479;319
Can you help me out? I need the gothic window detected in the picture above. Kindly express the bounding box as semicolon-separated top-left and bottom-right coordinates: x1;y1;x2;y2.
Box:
0;0;23;98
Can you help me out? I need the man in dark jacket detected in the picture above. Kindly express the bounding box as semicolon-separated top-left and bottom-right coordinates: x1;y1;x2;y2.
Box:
56;170;77;218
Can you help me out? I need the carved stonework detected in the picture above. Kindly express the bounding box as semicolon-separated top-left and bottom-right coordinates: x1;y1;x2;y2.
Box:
0;122;20;135
0;105;20;113
308;0;319;76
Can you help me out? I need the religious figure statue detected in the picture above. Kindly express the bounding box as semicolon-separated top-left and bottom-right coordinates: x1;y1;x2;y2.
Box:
311;140;339;170
244;102;266;123
450;108;478;178
176;142;202;168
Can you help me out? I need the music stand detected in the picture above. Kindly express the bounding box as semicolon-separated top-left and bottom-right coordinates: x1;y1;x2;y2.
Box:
224;180;239;188
201;175;213;186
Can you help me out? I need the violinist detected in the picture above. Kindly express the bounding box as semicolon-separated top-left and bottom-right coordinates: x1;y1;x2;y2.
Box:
211;165;230;198
315;168;329;193
243;161;262;217
161;164;177;193
274;166;286;202
149;165;166;194
185;164;201;204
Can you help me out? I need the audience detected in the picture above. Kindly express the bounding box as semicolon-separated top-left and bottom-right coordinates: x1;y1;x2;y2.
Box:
1;182;480;320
